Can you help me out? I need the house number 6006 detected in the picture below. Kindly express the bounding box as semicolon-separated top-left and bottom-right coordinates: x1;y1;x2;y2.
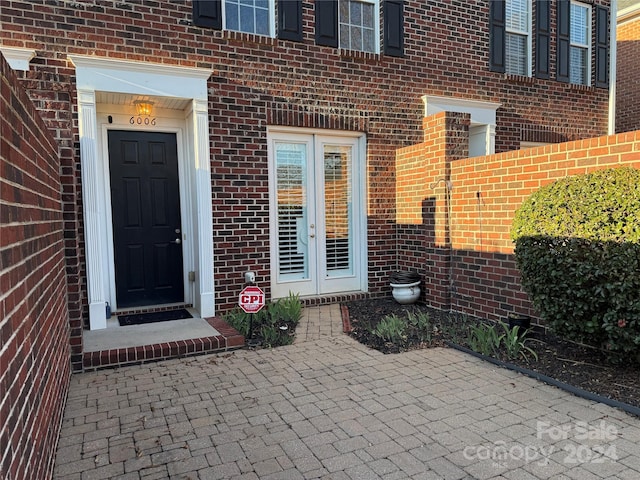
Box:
130;116;157;126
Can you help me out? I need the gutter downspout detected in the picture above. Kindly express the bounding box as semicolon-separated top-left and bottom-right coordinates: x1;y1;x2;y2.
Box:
608;0;617;135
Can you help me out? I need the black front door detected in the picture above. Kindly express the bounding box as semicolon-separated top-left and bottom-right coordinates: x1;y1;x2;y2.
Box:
108;130;184;308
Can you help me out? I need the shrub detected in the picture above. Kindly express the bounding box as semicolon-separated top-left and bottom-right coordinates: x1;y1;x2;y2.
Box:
511;167;640;363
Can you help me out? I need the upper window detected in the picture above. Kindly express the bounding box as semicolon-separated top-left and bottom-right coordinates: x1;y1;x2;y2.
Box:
339;0;377;53
317;0;398;55
569;2;591;85
505;0;531;76
491;0;609;88
224;0;272;36
193;0;277;37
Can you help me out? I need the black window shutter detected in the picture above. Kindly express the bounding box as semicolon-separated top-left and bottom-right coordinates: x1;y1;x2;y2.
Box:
556;0;570;83
384;0;404;57
193;0;222;29
315;0;338;47
278;0;303;42
489;0;506;73
595;5;609;88
535;0;550;79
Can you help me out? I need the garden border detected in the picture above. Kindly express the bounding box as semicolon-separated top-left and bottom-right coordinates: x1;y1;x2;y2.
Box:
446;341;640;418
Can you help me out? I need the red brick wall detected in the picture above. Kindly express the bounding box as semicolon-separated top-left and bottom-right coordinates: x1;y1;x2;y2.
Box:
0;1;612;321
1;54;70;480
616;15;640;133
397;114;640;323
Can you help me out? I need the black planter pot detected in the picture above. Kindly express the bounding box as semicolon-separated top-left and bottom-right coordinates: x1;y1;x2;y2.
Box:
389;270;421;284
507;314;531;336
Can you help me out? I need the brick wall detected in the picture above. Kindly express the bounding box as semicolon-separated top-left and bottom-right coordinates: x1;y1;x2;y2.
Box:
0;54;70;480
397;112;640;323
616;15;640;133
0;1;612;322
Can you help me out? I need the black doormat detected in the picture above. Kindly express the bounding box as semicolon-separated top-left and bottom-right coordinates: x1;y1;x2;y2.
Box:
118;308;193;326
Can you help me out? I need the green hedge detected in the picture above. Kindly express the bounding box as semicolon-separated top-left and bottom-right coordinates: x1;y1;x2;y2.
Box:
511;167;640;363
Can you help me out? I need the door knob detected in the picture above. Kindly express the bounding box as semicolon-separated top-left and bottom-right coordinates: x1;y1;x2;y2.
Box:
310;234;315;238
174;238;181;244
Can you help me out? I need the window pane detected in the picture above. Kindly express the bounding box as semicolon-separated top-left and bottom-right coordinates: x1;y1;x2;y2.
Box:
570;46;588;85
226;1;239;31
340;24;350;49
351;26;362;50
506;0;529;32
240;5;255;32
571;3;589;45
275;143;308;277
363;29;374;52
340;1;350;22
323;146;353;275
363;2;373;26
350;1;361;23
505;33;527;75
255;8;269;35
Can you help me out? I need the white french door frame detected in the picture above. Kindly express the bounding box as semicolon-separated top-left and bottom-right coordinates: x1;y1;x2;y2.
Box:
267;127;368;299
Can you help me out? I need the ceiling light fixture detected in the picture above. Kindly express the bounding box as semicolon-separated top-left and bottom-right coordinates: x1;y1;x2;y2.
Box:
133;100;154;116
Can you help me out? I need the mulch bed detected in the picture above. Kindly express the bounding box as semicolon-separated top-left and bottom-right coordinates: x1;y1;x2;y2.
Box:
343;297;640;410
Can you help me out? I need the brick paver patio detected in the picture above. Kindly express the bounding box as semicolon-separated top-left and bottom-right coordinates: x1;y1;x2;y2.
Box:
54;305;640;479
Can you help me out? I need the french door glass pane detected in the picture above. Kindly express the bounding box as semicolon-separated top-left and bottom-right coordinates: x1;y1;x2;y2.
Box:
275;143;308;278
323;145;353;276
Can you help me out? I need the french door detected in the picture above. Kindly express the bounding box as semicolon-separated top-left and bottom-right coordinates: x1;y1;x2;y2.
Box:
268;131;366;298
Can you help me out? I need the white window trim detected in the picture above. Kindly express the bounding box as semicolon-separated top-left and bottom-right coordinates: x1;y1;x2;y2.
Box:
339;0;380;54
222;0;276;37
0;46;36;71
570;1;592;86
505;0;532;76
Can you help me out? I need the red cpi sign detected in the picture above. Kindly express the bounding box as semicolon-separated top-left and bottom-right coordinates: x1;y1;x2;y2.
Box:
239;285;265;314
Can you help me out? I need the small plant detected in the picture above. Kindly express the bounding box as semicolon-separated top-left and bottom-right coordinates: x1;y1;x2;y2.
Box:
467;323;503;357
268;292;303;327
373;314;407;344
222;291;302;348
224;307;251;337
407;311;432;344
500;323;538;362
436;313;471;344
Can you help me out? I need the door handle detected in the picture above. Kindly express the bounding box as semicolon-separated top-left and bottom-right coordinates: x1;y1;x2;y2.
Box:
310;234;315;238
174;238;181;244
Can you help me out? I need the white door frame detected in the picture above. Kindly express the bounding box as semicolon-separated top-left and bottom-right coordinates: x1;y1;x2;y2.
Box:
267;127;368;298
98;113;189;312
69;55;214;330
